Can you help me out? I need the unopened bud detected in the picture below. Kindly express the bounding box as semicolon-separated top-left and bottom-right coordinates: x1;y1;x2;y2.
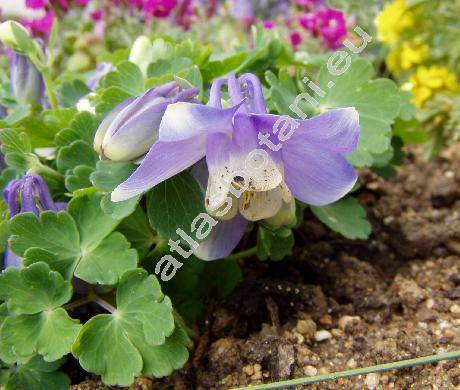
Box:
129;36;153;76
94;81;198;162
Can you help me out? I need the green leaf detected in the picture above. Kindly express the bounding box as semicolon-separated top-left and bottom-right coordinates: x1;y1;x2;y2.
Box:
9;214;81;279
147;57;194;78
0;262;72;314
0;129;32;156
21;108;79;148
55;111;99;147
90;161;139;219
11;22;37;55
101;61;144;96
56;140;98;173
9;194;138;284
174;39;211;66
65;165;94;192
1;307;81;361
2;105;30;126
311;196;371;240
147;171;206;242
72;269;186;386
95;87;131;117
317;58;400;167
57;79;91;107
0;263;80;362
74;232;137;285
4;356;69;390
67;192;119;250
117;206;155;259
90;160;136;192
203;51;248;80
100;193;139;220
266;70;313;117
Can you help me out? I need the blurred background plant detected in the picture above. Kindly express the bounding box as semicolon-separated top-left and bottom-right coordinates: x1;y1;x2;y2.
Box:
375;0;460;158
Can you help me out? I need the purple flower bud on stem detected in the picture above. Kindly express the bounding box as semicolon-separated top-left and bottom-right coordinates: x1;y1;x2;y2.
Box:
10;53;45;107
94;81;198;162
2;173;65;269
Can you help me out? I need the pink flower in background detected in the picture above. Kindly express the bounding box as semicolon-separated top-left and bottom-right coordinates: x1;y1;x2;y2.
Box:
25;0;47;9
299;12;317;32
290;31;302;47
143;0;178;18
91;9;104;21
316;7;347;49
22;11;56;38
263;20;276;30
75;0;90;4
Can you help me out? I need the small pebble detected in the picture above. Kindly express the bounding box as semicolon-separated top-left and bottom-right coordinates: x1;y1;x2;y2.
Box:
303;365;317;377
314;330;332;342
319;314;332;326
338;315;360;330
450;304;460;314
243;365;254;376
346;358;357;368
365;373;380;389
295;318;317;338
251;371;262;380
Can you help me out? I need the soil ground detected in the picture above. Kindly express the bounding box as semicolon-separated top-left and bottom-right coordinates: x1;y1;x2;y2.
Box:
73;145;460;389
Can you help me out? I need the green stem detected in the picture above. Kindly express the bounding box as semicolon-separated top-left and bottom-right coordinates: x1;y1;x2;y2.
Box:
41;70;58;110
29;163;64;182
232;350;460;390
226;247;257;261
94;296;116;314
63;295;93;311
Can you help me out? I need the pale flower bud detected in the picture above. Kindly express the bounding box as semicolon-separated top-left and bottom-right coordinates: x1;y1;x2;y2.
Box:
129;36;153;76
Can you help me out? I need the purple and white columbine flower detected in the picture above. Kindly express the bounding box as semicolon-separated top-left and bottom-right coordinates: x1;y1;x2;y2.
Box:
2;173;66;268
111;73;359;260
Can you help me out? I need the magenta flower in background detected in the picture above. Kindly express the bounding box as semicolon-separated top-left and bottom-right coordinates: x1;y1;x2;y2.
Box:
90;9;104;21
25;0;47;9
316;7;347;49
263;20;276;29
143;0;179;18
111;73;359;260
22;11;55;38
290;31;302;47
299;12;317;32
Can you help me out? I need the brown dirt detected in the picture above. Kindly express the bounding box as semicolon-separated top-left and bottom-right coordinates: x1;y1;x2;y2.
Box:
73;145;460;389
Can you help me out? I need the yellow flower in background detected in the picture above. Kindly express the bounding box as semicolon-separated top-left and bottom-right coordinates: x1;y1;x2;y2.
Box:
404;66;458;107
387;41;428;73
376;0;414;46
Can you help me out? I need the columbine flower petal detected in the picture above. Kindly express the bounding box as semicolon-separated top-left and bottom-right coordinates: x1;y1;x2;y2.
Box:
282;140;357;206
193;214;247;261
158;101;242;142
111;136;207;202
204;121;283;216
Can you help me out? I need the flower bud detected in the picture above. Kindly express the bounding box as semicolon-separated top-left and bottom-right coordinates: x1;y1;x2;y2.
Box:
3;173;66;269
0;21;30;49
129;36;153;76
94;82;198;162
10;52;44;107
